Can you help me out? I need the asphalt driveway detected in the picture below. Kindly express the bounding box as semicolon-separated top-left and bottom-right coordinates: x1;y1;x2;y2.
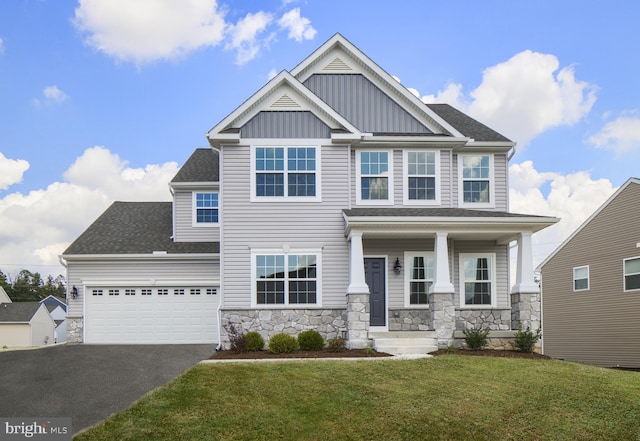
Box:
0;344;216;435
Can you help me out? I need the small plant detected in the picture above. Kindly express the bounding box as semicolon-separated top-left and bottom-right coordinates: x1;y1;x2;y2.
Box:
514;323;542;353
245;331;265;352
446;344;455;353
298;329;324;351
327;337;346;352
365;347;376;356
268;333;299;354
463;326;490;350
223;321;247;352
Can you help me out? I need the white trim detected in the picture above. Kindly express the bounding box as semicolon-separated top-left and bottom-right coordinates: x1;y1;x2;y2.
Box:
82;279;219;287
249;143;322;203
402;149;441;205
192;191;219;227
403;251;434;308
250;247;323;308
355;148;394;205
457;153;495;209
572;265;590;292
458;253;497;308
365;255;389;332
623;256;640;292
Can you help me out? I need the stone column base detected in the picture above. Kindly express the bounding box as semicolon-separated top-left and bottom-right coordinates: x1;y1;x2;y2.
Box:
346;292;370;349
511;291;541;331
430;291;455;348
66;317;83;343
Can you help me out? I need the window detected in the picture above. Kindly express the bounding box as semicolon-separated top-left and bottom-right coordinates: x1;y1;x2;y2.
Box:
109;289;120;296
125;289;135;296
141;289;152;296
253;147;317;199
92;289;103;296
158;289;169;296
356;150;393;204
573;266;589;291
190;288;201;296
404;252;434;306
174;289;185;296
253;251;320;306
194;193;218;224
404;151;439;204
206;288;217;296
624;257;640;291
459;154;493;207
460;254;496;307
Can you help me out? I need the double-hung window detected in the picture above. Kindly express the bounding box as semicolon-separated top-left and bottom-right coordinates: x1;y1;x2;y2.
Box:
254;147;317;200
460;253;496;307
573;266;589;291
459;154;493;207
253;250;320;306
194;192;218;224
404;151;439;204
404;252;434;306
356;150;393;204
624;257;640;291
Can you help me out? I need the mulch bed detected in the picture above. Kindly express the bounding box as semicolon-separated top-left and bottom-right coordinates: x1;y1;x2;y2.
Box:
210;348;549;360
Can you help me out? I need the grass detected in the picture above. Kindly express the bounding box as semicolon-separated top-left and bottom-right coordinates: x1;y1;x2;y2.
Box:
74;356;640;441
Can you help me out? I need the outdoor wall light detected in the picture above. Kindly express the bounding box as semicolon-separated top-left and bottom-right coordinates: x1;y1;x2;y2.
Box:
71;286;78;299
393;258;402;274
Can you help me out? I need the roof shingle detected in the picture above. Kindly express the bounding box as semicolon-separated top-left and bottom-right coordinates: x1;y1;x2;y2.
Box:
171;148;219;183
426;103;512;142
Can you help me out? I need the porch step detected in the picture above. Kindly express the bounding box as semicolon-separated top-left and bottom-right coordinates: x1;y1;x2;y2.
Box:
369;331;439;355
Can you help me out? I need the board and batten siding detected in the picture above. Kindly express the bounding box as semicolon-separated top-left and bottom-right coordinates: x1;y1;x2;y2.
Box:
221;144;350;309
241;111;331;139
541;181;640;368
66;259;219;318
173;191;220;242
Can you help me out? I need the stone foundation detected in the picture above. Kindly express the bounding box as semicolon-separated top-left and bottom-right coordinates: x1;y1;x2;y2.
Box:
511;292;541;331
388;309;431;331
66;317;83;343
453;330;517;350
221;309;346;348
456;308;511;331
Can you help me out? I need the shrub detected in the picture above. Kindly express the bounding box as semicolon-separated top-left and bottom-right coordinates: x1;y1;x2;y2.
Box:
245;331;265;352
224;322;247;352
463;327;490;350
298;329;324;351
327;337;346;352
514;323;542;353
268;333;299;354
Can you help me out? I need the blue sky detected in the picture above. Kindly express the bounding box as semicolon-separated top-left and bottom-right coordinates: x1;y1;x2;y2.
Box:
1;0;639;279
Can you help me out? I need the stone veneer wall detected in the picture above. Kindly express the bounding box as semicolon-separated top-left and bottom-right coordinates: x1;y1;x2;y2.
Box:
511;292;541;331
221;309;346;347
66;317;83;343
455;308;512;331
388;310;431;331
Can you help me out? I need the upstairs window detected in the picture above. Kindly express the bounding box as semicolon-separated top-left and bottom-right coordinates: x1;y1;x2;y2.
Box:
404;252;434;306
404;151;439;204
356;150;393;204
459;154;494;207
253;147;318;200
624;257;640;291
460;254;496;307
194;192;218;224
573;266;589;291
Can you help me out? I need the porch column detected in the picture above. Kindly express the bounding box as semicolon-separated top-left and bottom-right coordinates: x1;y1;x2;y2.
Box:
346;231;370;349
429;231;455;348
511;231;541;332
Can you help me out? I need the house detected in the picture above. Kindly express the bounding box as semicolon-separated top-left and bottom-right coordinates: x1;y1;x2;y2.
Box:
0;302;56;347
540;178;640;368
0;286;10;304
41;296;67;343
62;33;557;350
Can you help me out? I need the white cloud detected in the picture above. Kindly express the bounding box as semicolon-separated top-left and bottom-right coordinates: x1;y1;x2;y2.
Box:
32;85;70;107
587;114;640;154
73;0;227;65
0;147;179;278
225;11;274;65
416;51;597;146
277;8;316;42
0;153;30;191
0;37;4;54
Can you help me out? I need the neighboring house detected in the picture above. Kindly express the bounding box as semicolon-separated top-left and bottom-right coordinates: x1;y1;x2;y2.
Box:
540;177;640;368
62;33;557;350
41;296;67;344
0;286;10;304
0;302;56;347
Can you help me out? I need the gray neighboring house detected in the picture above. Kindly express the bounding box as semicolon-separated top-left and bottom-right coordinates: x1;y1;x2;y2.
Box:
62;33;557;351
540;178;640;367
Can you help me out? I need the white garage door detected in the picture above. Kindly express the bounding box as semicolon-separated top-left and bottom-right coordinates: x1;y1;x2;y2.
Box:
85;286;219;344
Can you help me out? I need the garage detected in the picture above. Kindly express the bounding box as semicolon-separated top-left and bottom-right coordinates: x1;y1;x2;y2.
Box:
84;286;219;344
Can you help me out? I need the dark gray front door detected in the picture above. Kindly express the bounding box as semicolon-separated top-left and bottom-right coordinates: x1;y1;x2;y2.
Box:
365;258;386;327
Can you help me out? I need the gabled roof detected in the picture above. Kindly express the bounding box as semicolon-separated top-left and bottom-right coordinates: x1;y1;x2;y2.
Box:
0;302;43;323
0;286;11;304
538;177;640;269
40;295;66;311
63;202;219;256
171;148;219;183
426;104;512;143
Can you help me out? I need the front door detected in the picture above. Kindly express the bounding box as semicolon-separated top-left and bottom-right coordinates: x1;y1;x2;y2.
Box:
365;258;386;327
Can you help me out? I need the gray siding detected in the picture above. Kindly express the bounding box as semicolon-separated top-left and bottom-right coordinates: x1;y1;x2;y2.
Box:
241;111;331;138
66;259;220;318
221;144;350;309
304;74;432;134
173;191;220;242
541;182;640;368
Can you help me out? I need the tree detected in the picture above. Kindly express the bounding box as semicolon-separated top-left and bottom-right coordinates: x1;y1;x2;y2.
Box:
1;269;66;302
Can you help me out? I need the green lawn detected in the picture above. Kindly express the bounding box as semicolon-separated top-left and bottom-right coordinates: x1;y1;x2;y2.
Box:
74;356;640;441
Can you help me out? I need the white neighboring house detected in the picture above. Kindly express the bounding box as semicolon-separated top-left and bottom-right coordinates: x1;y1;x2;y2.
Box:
0;301;56;347
0;286;11;304
40;296;67;343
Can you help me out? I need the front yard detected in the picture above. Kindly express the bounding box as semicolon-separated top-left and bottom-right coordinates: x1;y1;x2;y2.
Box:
75;356;640;440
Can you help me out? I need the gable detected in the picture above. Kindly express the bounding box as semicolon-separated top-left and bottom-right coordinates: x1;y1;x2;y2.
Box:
241;111;331;138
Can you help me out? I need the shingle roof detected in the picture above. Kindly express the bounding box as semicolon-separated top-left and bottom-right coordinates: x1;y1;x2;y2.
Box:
171;148;219;183
343;207;547;218
426;104;512;142
63;202;219;255
0;302;42;323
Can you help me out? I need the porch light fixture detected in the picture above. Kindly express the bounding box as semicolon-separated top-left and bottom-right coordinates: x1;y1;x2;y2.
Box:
393;258;402;274
71;286;78;299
